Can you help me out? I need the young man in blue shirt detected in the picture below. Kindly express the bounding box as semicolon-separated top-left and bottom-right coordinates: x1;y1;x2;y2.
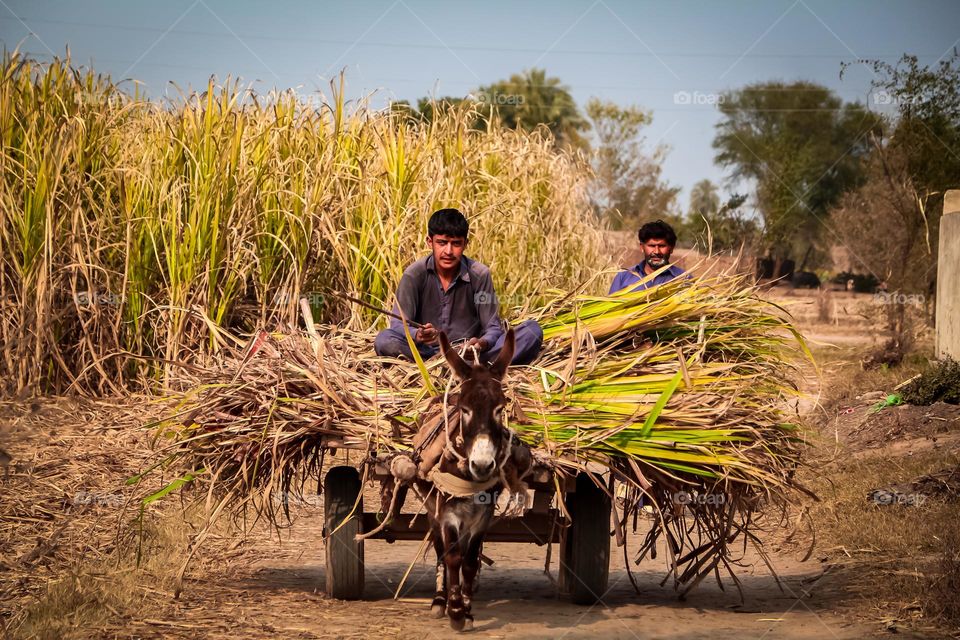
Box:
374;208;543;365
609;219;686;294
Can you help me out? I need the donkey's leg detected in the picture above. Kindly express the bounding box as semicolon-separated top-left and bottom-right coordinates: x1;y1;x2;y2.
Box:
442;523;467;631
431;533;447;618
460;535;484;631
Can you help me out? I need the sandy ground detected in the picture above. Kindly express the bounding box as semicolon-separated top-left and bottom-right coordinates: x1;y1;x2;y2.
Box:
140;429;930;640
155;499;894;640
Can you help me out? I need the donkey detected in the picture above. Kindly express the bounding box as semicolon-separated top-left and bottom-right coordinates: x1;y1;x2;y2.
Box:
416;327;518;631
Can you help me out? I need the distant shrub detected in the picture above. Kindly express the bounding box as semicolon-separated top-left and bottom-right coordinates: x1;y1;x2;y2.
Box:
901;358;960;405
831;271;880;293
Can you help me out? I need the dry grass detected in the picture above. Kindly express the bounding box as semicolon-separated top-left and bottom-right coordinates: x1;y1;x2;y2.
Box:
805;450;960;631
0;51;605;396
0;398;256;639
807;451;959;558
16;519;185;639
809;343;931;412
797;340;960;633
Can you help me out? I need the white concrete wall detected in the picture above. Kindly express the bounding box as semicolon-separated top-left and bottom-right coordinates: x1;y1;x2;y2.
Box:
936;190;960;360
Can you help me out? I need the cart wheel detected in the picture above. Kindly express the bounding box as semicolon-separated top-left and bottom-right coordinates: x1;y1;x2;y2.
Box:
560;472;611;604
324;465;364;599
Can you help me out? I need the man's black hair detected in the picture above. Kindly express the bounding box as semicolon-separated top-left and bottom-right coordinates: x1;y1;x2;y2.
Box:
428;208;469;238
638;219;677;246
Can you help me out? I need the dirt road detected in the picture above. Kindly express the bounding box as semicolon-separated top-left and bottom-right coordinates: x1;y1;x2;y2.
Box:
158;500;903;640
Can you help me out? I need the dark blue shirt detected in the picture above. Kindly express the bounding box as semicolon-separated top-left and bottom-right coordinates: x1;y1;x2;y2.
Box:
609;261;686;294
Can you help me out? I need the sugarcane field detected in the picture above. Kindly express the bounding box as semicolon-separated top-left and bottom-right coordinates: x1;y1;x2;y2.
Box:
3;3;960;639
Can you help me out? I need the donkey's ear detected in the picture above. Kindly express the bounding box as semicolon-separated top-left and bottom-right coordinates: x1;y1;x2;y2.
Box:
489;327;515;380
439;331;472;380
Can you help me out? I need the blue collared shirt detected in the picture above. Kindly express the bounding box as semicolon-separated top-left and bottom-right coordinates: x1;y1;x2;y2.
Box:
609;261;686;294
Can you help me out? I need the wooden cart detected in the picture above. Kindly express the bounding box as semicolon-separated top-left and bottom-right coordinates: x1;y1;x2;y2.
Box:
321;444;612;605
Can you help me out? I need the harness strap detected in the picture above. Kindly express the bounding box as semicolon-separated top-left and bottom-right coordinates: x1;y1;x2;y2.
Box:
428;469;500;498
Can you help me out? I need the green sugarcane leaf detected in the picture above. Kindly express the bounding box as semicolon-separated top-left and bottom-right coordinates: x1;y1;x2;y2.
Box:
400;315;437;396
142;469;205;505
638;360;690;439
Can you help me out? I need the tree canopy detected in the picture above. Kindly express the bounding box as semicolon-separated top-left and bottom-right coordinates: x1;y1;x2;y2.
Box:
586;98;680;230
687;180;755;252
713;81;882;267
477;68;589;150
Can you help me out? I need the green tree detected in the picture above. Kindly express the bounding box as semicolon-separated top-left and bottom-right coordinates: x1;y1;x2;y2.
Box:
388;97;473;125
689;179;721;218
478;69;589;150
687;180;754;252
848;51;960;207
586;98;680;230
397;70;588;149
713;81;882;272
833;51;960;340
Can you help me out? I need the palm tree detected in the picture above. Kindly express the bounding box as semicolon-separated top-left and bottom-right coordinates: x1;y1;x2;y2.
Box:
479;68;588;150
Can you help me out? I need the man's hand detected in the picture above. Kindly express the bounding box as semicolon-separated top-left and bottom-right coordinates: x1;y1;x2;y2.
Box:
466;337;489;352
415;323;439;345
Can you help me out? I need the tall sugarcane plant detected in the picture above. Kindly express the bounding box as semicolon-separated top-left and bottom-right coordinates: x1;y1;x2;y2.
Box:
0;51;604;394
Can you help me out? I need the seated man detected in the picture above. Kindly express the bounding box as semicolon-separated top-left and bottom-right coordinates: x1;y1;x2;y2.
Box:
609;219;686;294
374;208;543;365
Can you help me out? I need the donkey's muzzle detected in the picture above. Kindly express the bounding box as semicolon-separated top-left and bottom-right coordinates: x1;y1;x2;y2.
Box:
469;458;495;481
468;434;498;481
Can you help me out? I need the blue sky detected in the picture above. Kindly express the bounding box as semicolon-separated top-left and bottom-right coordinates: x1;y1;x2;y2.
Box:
3;0;958;207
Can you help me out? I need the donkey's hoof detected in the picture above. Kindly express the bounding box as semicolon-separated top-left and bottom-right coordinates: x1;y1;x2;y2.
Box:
463;616;474;631
431;603;445;618
449;615;466;632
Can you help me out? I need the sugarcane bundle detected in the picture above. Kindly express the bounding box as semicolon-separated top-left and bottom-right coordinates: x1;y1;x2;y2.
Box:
143;270;813;593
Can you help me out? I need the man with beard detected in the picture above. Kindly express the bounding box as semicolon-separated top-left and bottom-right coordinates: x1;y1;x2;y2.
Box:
609;219;686;294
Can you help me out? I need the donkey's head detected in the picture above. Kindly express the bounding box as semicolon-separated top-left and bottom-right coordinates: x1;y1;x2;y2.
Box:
438;329;515;483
